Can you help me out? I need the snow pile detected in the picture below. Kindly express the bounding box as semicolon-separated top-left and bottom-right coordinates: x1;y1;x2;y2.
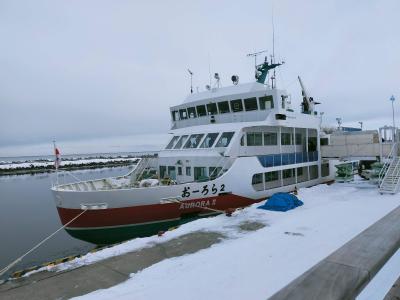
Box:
34;183;400;299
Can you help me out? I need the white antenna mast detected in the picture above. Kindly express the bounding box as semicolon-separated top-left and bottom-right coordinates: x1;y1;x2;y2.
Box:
271;5;277;89
208;53;212;87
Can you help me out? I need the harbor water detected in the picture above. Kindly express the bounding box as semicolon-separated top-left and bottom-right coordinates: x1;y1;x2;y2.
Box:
0;166;134;280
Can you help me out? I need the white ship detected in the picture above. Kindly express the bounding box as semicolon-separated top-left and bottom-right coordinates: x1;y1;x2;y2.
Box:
52;56;335;244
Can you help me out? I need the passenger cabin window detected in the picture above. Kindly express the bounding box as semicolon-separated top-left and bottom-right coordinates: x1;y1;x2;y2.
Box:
179;109;188;120
283;169;293;179
295;133;303;145
187;107;197;118
165;136;180;149
186;166;191;176
259;96;274;110
265;171;279;182
173;135;188;149
264;132;277;145
159;166;166;179
218;101;230;114
194;167;207;181
207;103;218;115
244;97;258;111
247;132;262;146
215;132;234;147
230;99;243;112
209;167;222;179
183;134;204;149
196;105;207;117
252;173;264;191
200;133;219;148
281;133;293;145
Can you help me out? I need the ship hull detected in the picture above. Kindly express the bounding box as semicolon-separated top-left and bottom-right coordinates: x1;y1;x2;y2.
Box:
57;193;256;244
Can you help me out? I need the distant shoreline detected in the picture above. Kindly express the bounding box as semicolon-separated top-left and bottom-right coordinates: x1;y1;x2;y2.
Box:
0;159;140;176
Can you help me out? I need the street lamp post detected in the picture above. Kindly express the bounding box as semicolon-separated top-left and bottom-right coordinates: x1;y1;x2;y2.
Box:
390;95;395;129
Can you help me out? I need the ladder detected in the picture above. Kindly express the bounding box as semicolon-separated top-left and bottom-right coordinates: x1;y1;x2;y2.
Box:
379;156;400;194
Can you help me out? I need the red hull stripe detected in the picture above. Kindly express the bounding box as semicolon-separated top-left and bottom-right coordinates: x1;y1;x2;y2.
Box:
57;194;257;229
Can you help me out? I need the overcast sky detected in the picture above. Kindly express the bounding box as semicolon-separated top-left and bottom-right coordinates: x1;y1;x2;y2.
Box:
0;0;399;156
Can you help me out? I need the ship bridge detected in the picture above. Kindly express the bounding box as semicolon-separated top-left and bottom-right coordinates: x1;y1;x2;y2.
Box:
169;82;292;130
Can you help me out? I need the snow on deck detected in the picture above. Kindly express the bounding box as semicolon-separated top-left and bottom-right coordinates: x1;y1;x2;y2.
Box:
43;183;399;300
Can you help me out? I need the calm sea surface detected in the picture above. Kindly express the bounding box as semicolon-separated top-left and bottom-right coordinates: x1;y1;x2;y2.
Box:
0;166;135;280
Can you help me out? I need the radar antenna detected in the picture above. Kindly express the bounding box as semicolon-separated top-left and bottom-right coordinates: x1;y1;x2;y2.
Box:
247;50;267;79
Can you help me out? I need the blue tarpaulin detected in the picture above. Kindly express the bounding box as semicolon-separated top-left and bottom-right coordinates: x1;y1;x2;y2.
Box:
258;193;304;212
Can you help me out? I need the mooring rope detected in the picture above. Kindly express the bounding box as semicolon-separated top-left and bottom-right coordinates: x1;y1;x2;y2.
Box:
0;209;88;277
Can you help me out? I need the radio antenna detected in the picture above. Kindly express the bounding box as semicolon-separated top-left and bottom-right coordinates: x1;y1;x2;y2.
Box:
271;5;277;88
187;69;193;94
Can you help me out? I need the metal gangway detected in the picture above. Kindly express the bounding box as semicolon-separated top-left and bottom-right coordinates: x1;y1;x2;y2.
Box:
379;142;400;194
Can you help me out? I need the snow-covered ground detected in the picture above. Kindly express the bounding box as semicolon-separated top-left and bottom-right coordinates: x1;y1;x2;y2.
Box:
0;158;138;170
33;182;400;299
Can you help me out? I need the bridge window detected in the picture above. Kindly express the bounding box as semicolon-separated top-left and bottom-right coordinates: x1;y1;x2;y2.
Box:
259;96;274;110
230;99;243;112
264;132;277;145
183;134;204;149
244;97;258;111
218;101;230;114
215;132;234;147
281;133;293;145
179;109;188;120
187;107;197;118
196;105;207;117
171;110;179;121
200;132;219;148
173;135;188;149
247;132;262;146
207;103;218;115
165;136;180;149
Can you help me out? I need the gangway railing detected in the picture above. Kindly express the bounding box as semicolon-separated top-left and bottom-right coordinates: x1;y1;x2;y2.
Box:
378;142;398;187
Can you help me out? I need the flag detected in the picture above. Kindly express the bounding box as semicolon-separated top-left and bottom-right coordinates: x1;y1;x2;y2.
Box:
54;146;61;170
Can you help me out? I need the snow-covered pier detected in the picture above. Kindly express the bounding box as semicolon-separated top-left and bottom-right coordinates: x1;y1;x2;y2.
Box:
270;204;400;300
0;183;399;299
